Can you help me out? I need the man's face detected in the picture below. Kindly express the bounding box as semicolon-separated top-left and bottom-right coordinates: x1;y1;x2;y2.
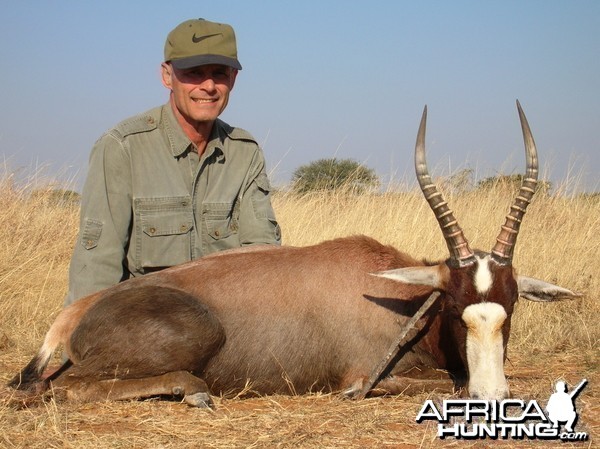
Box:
161;63;237;129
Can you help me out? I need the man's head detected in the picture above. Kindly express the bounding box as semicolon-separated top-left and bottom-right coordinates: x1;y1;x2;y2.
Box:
164;18;242;70
161;19;240;137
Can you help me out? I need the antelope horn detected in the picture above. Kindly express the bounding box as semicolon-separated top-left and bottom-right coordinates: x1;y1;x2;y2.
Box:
491;101;539;264
415;106;475;267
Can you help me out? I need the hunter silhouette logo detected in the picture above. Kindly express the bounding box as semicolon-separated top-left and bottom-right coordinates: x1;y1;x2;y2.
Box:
546;379;587;434
416;379;589;441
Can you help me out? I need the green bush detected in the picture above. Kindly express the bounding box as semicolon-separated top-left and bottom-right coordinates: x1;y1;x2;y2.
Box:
291;158;379;194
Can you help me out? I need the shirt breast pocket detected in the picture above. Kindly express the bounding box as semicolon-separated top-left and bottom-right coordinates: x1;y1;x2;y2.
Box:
134;196;194;269
202;202;240;252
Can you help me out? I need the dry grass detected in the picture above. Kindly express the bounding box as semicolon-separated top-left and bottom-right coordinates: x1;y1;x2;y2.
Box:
273;186;599;353
0;170;598;448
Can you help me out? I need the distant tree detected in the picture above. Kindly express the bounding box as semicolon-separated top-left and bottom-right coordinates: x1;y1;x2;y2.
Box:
442;168;475;194
476;174;551;195
291;158;379;194
30;188;81;206
576;191;600;202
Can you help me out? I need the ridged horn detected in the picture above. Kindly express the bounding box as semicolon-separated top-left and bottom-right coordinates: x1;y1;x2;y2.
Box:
491;100;539;264
415;106;475;267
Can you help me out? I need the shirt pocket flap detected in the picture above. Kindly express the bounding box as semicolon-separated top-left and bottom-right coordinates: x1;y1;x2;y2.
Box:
142;213;193;237
81;218;103;250
203;202;234;240
134;196;194;237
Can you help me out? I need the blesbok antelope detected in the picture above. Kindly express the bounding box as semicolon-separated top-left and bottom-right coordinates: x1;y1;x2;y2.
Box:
9;102;578;407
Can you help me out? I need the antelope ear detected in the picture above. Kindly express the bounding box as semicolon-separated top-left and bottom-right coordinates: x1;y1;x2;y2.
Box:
371;264;448;289
517;276;582;302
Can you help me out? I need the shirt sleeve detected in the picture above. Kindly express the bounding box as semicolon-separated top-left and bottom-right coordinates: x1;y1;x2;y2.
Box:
237;148;282;246
64;132;133;306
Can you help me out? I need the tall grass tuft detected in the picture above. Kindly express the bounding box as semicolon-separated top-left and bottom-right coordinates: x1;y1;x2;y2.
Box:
0;169;79;355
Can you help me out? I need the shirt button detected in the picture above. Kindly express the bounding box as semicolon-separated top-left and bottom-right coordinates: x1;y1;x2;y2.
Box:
149;227;156;234
180;224;188;232
214;230;220;237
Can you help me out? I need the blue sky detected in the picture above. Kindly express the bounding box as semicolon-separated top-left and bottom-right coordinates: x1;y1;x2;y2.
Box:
1;1;598;192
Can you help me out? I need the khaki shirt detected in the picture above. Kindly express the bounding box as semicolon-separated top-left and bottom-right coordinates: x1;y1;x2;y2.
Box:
66;104;281;305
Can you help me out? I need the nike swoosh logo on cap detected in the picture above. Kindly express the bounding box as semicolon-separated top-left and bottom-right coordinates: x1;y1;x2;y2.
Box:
192;33;222;43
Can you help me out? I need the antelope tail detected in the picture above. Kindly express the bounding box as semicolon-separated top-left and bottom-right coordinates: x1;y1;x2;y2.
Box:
7;317;71;390
8;294;98;390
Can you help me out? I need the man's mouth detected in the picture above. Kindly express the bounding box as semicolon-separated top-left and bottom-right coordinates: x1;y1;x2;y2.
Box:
192;98;217;104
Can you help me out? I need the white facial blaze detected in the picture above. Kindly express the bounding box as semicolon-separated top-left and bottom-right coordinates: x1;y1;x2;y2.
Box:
474;255;493;294
462;302;509;400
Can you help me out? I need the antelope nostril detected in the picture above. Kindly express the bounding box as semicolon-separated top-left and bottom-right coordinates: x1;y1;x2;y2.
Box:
469;387;510;401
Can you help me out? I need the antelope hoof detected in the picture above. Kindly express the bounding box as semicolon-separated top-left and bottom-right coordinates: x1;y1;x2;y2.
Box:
183;391;214;409
339;378;366;400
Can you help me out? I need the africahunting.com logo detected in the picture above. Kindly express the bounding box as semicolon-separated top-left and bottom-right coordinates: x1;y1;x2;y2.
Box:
416;379;589;441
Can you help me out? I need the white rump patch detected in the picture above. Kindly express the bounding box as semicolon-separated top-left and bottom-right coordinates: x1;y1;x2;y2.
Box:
474;255;493;294
462;302;509;400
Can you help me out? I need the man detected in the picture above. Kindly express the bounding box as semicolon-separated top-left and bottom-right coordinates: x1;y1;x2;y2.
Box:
65;18;281;307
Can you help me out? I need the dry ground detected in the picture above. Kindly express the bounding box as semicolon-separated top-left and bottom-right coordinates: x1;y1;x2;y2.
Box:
0;174;598;448
1;351;597;448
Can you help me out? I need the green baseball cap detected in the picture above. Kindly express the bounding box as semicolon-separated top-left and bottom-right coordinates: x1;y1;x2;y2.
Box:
164;18;242;70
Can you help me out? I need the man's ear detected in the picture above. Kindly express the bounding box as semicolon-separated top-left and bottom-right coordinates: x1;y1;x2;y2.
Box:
229;68;239;91
161;62;173;90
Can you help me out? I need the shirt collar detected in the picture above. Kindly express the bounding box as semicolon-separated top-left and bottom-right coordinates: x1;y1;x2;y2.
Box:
162;103;191;158
203;120;226;163
162;103;226;162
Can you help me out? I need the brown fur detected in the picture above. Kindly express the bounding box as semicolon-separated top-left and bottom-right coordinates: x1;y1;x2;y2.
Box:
10;235;457;404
